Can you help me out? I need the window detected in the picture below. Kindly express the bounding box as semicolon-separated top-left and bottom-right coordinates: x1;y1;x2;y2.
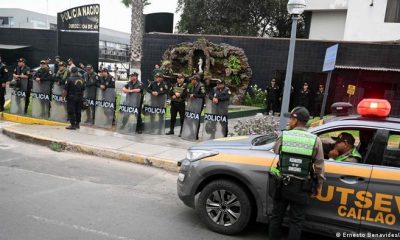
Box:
385;0;400;23
382;133;400;168
0;16;14;27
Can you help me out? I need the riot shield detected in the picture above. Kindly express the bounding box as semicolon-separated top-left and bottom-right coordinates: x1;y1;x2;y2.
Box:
10;79;28;115
116;92;141;134
31;80;51;119
142;92;167;135
49;84;68;122
94;88;116;128
202;99;229;140
81;85;97;124
181;98;203;141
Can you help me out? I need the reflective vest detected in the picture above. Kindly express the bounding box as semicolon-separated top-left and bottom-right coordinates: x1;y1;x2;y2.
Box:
335;148;362;162
280;129;317;178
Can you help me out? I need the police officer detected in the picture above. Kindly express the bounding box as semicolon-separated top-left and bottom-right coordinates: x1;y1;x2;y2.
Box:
187;74;205;140
313;84;324;116
122;72;143;134
13;58;31;114
266;78;280;115
329;132;362;163
0;56;9;112
209;79;231;137
268;107;325;240
147;72;168;96
67;58;76;71
63;67;85;130
99;68;115;89
167;73;187;136
34;60;52;83
53;61;69;86
297;82;311;112
53;56;61;75
82;64;98;124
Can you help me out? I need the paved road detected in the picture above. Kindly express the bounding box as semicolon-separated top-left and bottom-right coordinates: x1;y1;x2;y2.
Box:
0;131;268;240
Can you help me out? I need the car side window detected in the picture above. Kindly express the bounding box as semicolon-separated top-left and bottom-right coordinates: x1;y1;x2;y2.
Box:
318;130;360;159
382;133;400;168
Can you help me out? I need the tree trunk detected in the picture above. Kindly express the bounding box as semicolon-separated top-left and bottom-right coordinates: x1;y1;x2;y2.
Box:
130;0;144;68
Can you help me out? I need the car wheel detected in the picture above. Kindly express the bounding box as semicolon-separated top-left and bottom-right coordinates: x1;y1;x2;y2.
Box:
196;180;252;235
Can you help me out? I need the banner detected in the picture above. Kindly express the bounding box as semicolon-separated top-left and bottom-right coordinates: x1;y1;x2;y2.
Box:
57;4;100;32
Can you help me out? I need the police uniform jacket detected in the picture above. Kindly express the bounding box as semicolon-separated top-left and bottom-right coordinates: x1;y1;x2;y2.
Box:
273;127;325;189
124;80;143;93
188;83;206;99
64;76;85;101
315;90;323;104
0;63;8;84
147;81;168;95
170;82;187;103
14;66;31;88
54;68;70;85
83;72;99;88
99;75;115;89
210;86;230;102
34;67;52;82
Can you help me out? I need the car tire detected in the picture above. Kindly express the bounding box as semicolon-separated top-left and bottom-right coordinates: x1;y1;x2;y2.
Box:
196;179;252;235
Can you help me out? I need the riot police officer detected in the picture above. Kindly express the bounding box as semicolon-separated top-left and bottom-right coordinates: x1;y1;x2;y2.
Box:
53;56;61;75
209;79;231;138
122;72;143;134
167;73;187;136
13;58;31;114
147;72;168;96
268;107;325;240
297;82;311;112
63;67;85;130
53;61;69;86
187;74;205;140
0;56;9;112
99;68;115;89
34;60;52;83
82;64;98;124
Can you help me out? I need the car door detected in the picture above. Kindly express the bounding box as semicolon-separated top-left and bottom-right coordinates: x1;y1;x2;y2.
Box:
306;128;374;234
359;130;400;238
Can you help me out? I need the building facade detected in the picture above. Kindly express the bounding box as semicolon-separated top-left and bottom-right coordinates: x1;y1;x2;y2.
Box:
305;0;400;42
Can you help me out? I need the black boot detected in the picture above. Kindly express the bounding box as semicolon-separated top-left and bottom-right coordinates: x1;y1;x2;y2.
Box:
166;130;174;135
66;125;76;130
75;123;80;129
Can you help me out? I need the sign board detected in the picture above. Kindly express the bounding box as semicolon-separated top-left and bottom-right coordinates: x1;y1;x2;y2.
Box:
347;84;356;95
57;4;100;32
323;44;339;72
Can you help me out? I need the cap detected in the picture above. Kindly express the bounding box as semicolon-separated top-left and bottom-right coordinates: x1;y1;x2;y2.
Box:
216;79;225;84
176;73;184;79
40;60;46;64
67;58;73;62
86;64;93;69
155;72;163;78
70;67;78;74
283;106;310;122
332;132;355;146
17;58;26;63
130;72;139;77
100;68;108;73
190;74;200;81
58;61;66;67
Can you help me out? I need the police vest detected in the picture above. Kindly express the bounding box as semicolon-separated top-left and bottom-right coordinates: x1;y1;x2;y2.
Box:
280;129;317;178
335;148;362;162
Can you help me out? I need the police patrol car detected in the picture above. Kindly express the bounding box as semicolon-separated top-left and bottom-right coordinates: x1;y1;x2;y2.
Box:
177;99;400;239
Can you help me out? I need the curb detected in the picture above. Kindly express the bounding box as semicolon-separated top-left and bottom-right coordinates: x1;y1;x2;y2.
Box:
0;113;68;126
2;127;179;173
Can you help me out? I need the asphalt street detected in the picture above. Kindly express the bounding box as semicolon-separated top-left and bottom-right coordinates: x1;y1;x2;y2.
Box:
0;129;268;240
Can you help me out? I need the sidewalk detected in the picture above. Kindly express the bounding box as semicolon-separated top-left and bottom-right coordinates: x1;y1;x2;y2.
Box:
0;115;259;172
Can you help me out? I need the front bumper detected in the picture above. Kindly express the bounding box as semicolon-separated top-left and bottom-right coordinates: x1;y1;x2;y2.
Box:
177;159;201;209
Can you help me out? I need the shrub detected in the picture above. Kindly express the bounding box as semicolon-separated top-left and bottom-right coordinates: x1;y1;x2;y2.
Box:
243;84;266;108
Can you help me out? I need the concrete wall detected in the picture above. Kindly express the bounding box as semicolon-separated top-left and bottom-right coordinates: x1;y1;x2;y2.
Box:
344;0;400;41
305;0;348;11
0;8;56;29
309;11;347;40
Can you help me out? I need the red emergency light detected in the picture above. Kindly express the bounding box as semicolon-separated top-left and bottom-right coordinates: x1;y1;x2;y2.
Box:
357;99;391;117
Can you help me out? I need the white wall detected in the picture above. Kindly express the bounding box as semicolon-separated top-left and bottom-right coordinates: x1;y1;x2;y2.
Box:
309;11;347;40
344;0;400;41
306;0;348;11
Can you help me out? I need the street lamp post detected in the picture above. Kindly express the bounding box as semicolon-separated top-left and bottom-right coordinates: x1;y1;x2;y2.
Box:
279;0;306;130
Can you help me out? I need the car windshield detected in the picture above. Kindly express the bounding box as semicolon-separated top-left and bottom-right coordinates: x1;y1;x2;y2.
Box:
251;135;276;146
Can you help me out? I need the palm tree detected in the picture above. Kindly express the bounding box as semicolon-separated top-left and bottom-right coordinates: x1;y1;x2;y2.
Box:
121;0;149;68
